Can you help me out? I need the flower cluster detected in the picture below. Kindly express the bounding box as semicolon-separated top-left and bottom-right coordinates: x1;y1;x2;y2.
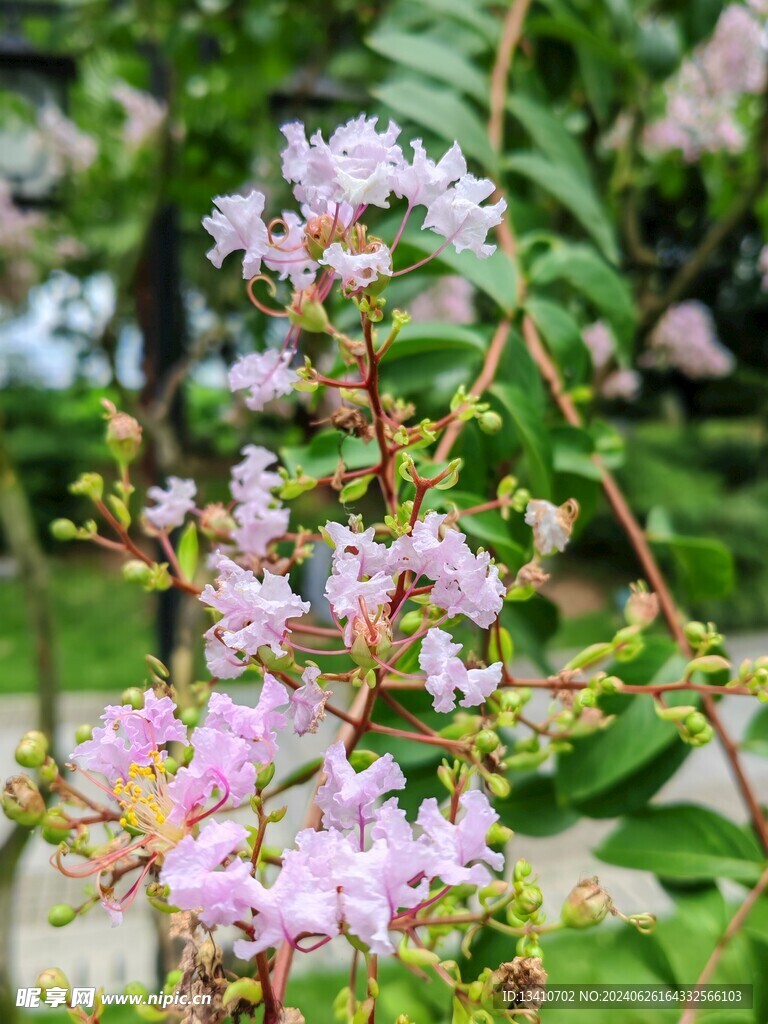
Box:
643;4;766;162
643;301;735;379
582;321;641;402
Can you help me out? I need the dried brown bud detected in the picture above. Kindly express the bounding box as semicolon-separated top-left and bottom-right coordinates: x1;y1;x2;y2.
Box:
515;561;551;590
329;406;375;441
491;957;548;1009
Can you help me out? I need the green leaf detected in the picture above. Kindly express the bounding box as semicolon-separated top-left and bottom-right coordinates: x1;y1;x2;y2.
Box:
506;93;590;180
525;296;590;385
505;152;618;261
497;774;580;836
743;707;768;757
177;521;198;581
491;383;553;497
649;534;734;602
400;230;518;313
530;244;635;356
555;642;689;808
407;0;500;43
281;433;374;478
595;805;766;884
385;323;488;361
367;30;487;103
373;79;496;169
552;425;602;481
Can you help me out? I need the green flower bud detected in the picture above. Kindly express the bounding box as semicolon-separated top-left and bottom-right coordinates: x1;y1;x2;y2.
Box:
3;775;45;827
121;687;145;710
398;610;424;636
478;411;503;435
287;298;330;334
513;859;533;881
561;877;612;929
38;756;58;786
122;560;153;586
484;773;511;799
256;763;276;790
50;518;79;541
70;472;104;501
487;823;514;846
15;732;48;769
75;724;93;745
41;809;72;844
515;885;543;917
684;621;709;646
475;729;500;754
37;967;70;995
48;904;77;928
397;936;440;967
684;711;709;736
180;707;200;728
267;805;287;824
349;750;379;772
223;977;263;1007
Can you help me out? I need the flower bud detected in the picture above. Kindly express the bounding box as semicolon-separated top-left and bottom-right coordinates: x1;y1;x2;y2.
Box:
684;711;708;736
42;809;72;845
397;936;440;967
349;750;379;772
122;560;153;586
122;687;145;710
487;823;513;846
15;731;48;768
223;978;263;1007
38;756;58;786
625;584;659;628
288;298;330;334
561;877;612;929
70;472;104;502
48;904;77;928
266;805;287;824
477;410;503;435
105;410;143;466
398;610;424;636
75;723;93;745
37;967;70;995
50;518;79;541
3;775;45;827
684;621;709;646
513;859;532;881
484;773;511;799
180;707;200;728
515;885;543;918
475;729;500;754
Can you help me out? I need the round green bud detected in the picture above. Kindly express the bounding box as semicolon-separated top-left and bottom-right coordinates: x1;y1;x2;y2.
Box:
50;518;79;541
685;712;709;736
515;885;543;917
398;610;424;636
121;687;145;710
478;411;503;435
180;707;200;728
513;859;533;881
162;756;178;775
41;809;72;845
475;729;500;754
122;560;153;585
75;724;93;745
15;736;47;769
684;621;708;645
48;904;77;928
37;967;70;996
349;750;379;772
561;877;612;929
487;823;514;846
38;756;58;786
3;775;45;827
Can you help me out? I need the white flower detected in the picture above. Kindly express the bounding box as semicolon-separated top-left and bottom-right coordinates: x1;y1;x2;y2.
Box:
203;190;269;278
524;499;572;556
228;350;297;411
422;174;506;258
262;210;318;289
392;139;466;208
418;628;501;713
144;477;197;531
319;242;392;291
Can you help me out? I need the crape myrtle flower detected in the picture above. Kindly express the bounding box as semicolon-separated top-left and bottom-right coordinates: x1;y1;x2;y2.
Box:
393;139;467;208
200;555;310;678
144;476;197;532
643;302;735;379
319;241;393;291
228;349;298;412
263;209;318;288
524;498;574;556
324;558;396;645
203;190;269;279
316;741;406;833
418;627;502;713
422;174;506;258
160;819;259;928
228;445;290;558
287;664;331;736
63;685;291;924
233;747;504;959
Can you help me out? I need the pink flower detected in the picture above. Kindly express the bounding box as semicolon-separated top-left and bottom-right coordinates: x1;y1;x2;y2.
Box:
201;557;310;678
231;505;290;559
524;499;571;556
70;689;186;786
422;174;506;258
230;445;282;507
166;726;256;823
319;241;392;291
601;368;641;401
324;559;396;641
416;790;504;886
262;210;318;288
316;742;406;833
288;665;331;736
112;82;167;149
144;477;196;531
228;350;297;411
430;547;505;629
160;820;260;928
203;190;269;278
323;520;390;577
419;628;501;713
205;675;289;763
228;445;289;557
389;512;468;580
582;321;614;370
644;302;735;378
393;139;467;208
